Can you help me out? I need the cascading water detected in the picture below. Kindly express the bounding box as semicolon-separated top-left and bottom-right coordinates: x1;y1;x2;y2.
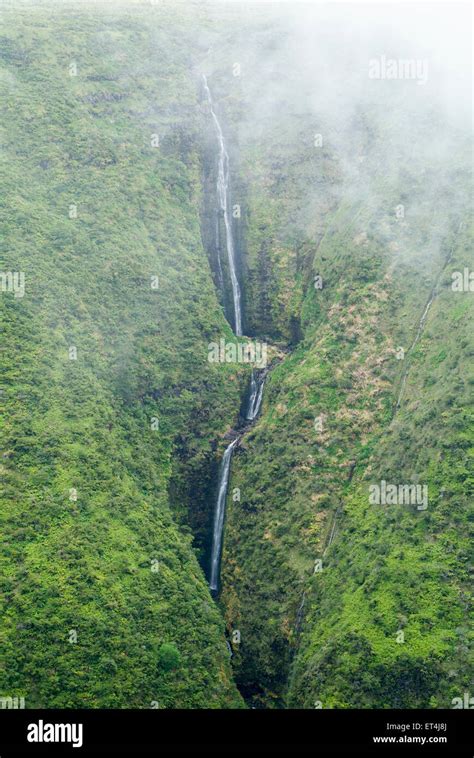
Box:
209;437;239;592
246;370;265;421
203;73;266;593
202;74;242;336
208;376;266;593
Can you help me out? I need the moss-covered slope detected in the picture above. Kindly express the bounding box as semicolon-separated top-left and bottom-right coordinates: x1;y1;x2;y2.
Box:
213;36;472;705
0;1;245;708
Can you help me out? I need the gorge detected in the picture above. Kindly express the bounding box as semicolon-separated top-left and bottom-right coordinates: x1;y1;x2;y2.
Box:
0;0;471;713
204;73;267;595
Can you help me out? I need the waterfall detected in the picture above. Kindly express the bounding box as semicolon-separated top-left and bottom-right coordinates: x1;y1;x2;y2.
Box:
209;371;266;592
202;74;242;336
209;437;239;592
246;370;265;421
203;74;266;593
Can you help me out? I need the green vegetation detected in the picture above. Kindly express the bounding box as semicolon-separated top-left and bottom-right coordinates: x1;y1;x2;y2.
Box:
223;209;472;707
0;0;471;711
215;36;472;706
158;643;181;672
0;0;246;708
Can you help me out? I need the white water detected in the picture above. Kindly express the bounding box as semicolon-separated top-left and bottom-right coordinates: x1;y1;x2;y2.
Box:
246;371;265;421
209;437;239;591
202;74;242;336
209;371;267;591
203;75;266;592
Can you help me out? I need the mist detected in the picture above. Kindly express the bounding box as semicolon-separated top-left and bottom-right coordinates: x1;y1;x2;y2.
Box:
192;0;471;280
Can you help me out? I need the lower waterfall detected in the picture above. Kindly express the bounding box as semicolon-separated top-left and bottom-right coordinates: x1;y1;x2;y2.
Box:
209;373;266;592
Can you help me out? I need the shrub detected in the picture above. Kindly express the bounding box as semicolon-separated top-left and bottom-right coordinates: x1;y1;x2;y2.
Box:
158;643;181;672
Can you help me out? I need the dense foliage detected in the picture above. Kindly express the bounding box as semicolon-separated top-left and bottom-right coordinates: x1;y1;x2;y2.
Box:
0;0;471;711
0;0;246;708
213;18;473;707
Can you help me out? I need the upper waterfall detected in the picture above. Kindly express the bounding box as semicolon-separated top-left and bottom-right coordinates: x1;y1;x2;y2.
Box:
202;74;243;336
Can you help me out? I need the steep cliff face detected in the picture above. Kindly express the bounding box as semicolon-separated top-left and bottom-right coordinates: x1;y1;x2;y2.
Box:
1;0;471;711
222;197;471;707
209;24;472;706
287;222;473;709
0;2;245;708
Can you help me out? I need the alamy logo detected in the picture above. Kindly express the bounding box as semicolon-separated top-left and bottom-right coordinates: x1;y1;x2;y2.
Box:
369;56;428;85
369;480;428;510
0;271;25;298
0;696;25;709
451;268;474;292
27;720;83;749
208;338;267;368
451;692;474;709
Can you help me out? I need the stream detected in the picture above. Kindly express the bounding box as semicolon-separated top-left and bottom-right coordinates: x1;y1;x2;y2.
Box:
202;74;242;336
209;375;265;592
203;74;266;593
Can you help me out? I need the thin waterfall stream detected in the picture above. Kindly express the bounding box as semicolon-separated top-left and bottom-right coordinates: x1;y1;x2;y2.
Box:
203;74;267;593
202;74;242;336
208;374;266;593
246;370;265;422
209;437;239;592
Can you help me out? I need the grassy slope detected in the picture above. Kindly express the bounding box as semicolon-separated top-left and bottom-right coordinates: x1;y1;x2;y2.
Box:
0;1;471;711
224;194;472;708
287;221;473;708
0;2;245;707
215;50;472;705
